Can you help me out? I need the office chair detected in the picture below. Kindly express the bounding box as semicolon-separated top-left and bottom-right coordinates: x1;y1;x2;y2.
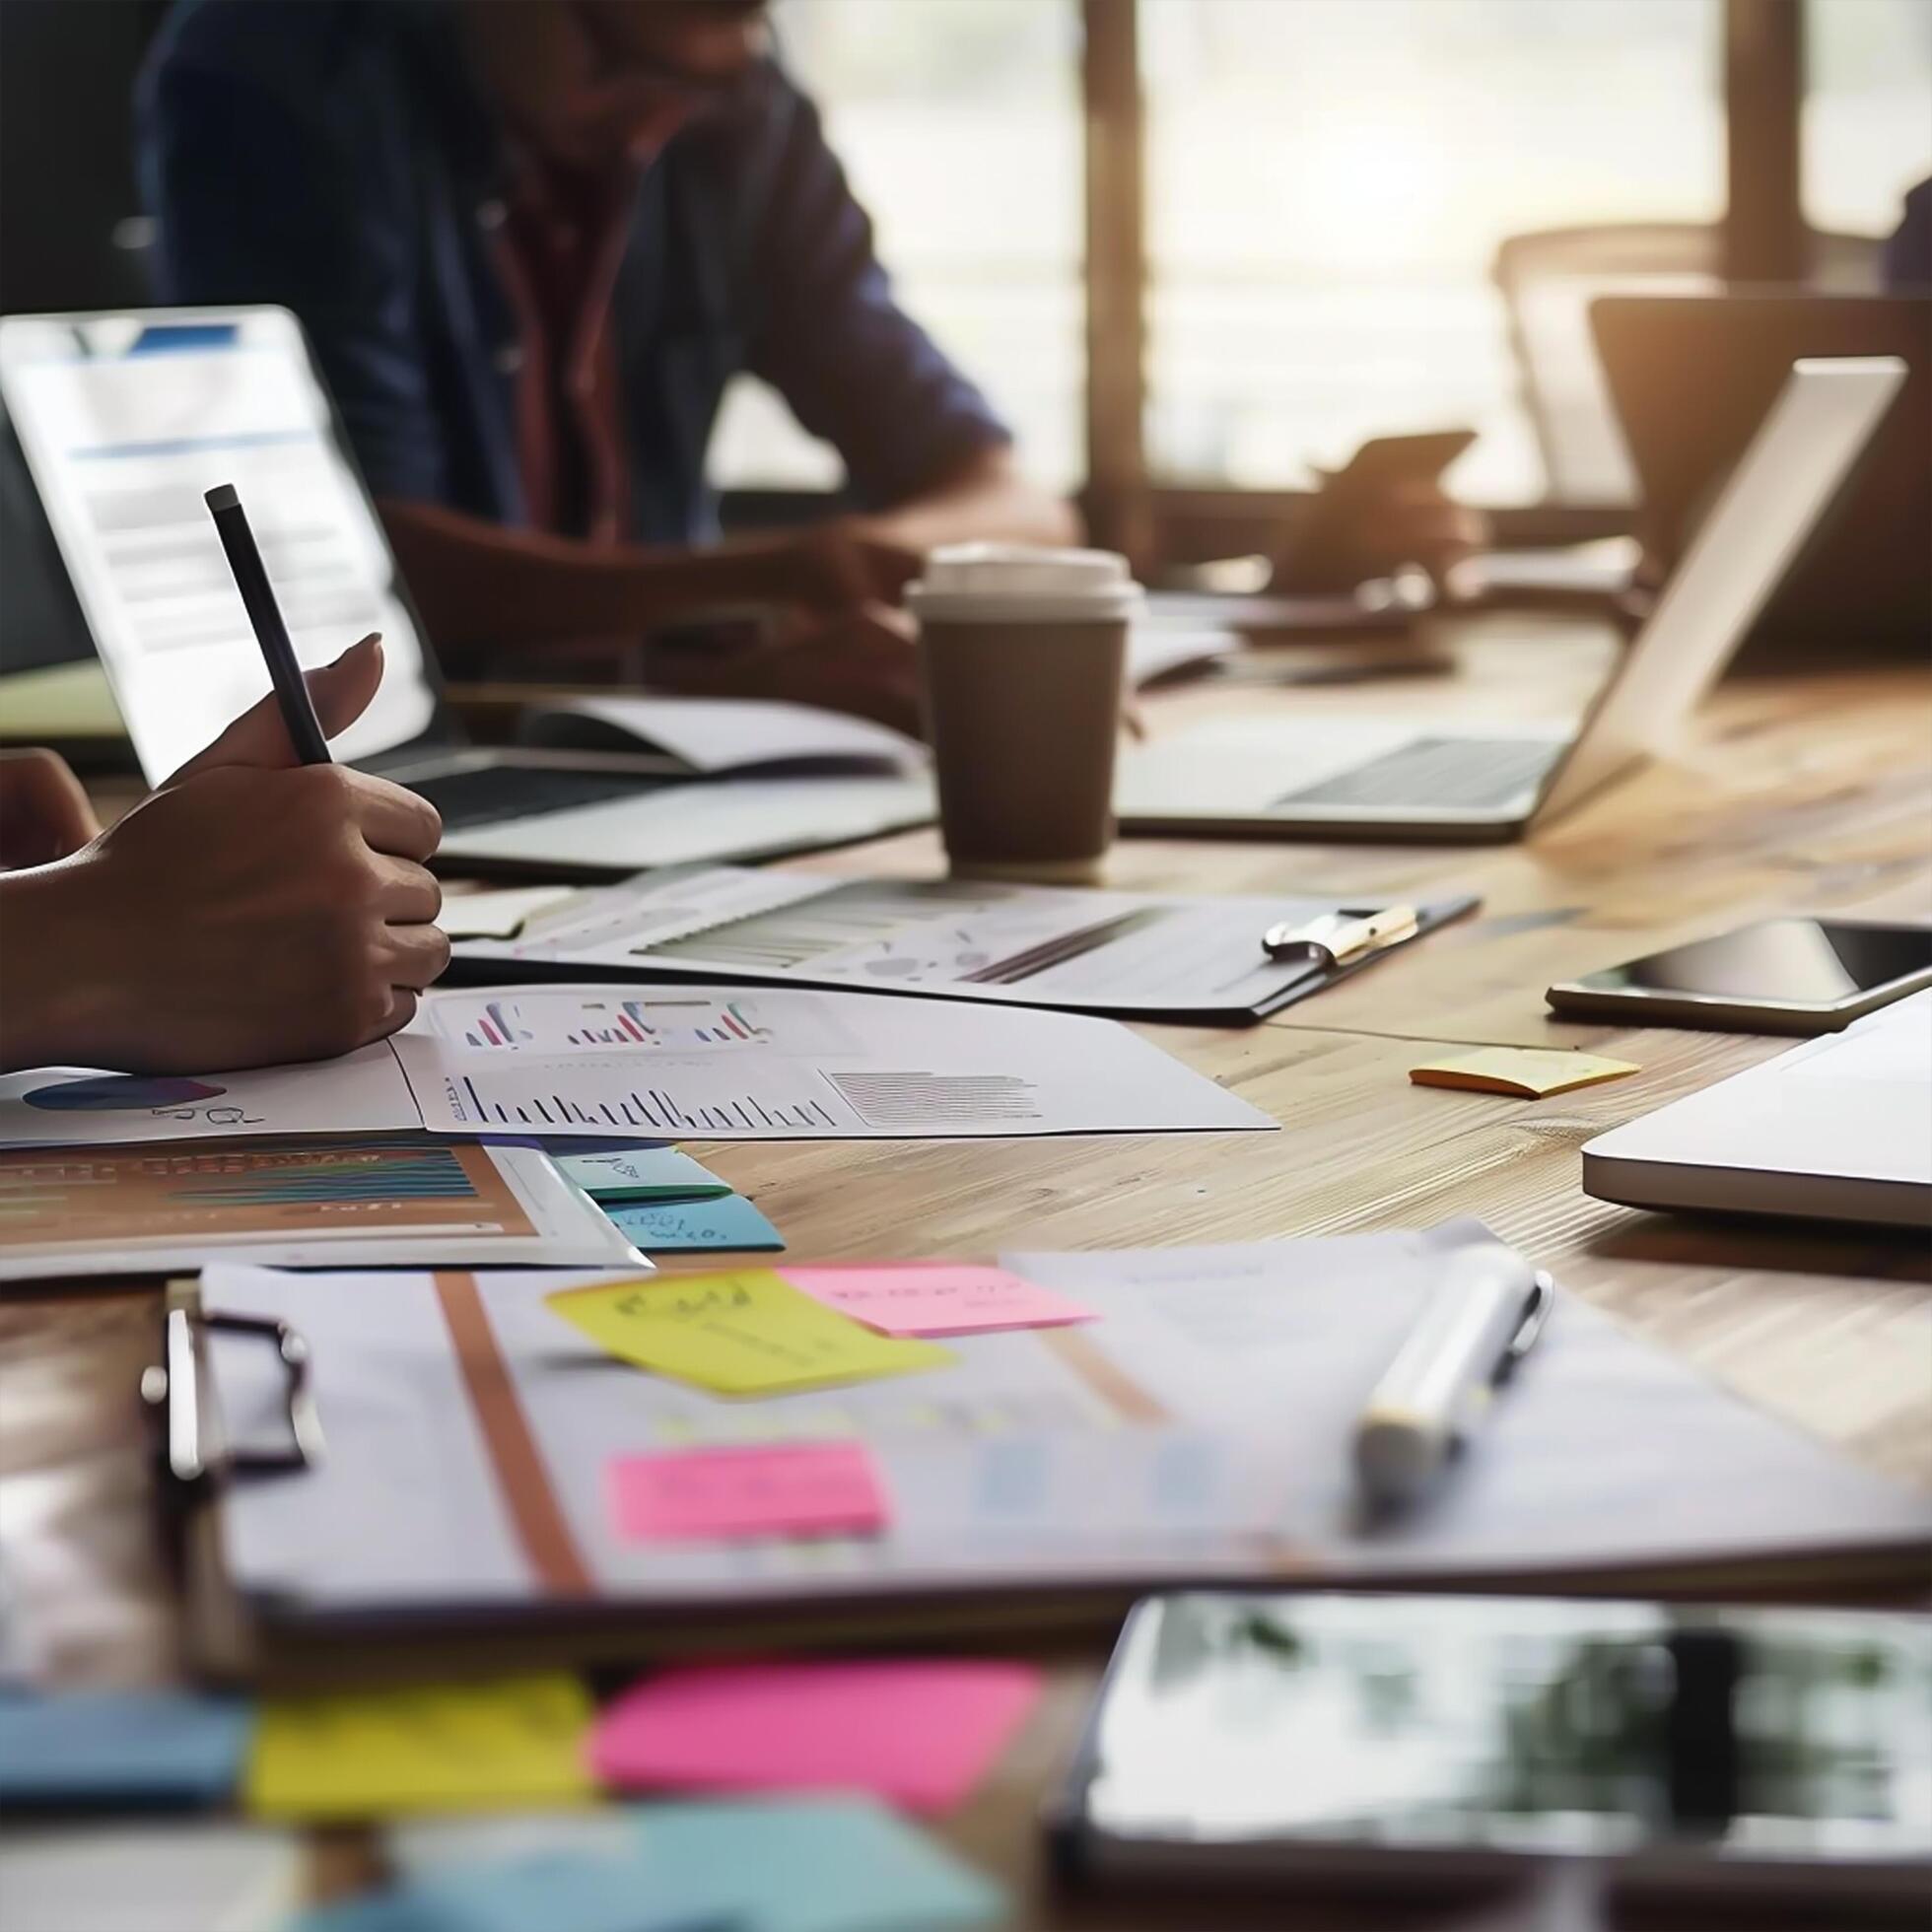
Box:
1492;222;1885;506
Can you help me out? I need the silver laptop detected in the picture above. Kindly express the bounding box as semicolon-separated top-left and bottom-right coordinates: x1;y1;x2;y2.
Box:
0;306;931;878
1116;357;1906;844
1583;989;1932;1228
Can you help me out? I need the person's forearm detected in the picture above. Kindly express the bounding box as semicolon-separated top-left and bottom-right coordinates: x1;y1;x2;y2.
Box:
861;449;1081;556
378;501;798;655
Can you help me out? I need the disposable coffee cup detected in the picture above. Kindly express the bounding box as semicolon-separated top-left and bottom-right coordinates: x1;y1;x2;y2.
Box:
906;544;1142;882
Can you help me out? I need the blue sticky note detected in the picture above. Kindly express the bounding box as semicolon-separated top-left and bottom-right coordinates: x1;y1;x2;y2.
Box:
290;1851;727;1932
385;1801;1001;1932
557;1148;731;1204
604;1195;785;1254
0;1690;252;1808
629;1800;1004;1932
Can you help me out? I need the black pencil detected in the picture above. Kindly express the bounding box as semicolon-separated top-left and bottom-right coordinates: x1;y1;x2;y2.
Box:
204;482;332;765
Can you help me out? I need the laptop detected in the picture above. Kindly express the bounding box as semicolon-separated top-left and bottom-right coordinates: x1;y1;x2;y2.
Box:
1115;357;1906;844
1593;292;1932;666
0;307;932;877
1583;990;1932;1228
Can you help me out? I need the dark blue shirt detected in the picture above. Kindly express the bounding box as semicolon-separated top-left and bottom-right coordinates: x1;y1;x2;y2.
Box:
1885;178;1932;291
137;0;1009;544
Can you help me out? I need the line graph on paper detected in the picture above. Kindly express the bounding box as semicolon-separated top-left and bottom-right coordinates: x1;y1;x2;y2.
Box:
442;992;779;1054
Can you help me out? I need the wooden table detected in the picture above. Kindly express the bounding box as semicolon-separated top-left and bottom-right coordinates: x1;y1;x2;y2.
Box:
4;612;1929;1929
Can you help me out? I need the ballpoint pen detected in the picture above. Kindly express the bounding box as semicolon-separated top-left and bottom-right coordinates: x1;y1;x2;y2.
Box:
1263;903;1419;966
1352;1245;1552;1508
204;482;332;765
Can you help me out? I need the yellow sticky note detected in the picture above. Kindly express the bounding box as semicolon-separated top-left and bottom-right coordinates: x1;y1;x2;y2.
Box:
245;1674;594;1821
1409;1046;1640;1099
546;1269;953;1397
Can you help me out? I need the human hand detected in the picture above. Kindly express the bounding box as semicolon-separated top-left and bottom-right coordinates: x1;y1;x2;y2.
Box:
0;637;450;1073
742;518;926;617
649;602;925;736
0;748;101;868
1276;478;1491;593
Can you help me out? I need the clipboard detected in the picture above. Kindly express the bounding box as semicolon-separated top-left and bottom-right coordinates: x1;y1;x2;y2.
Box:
447;865;1484;1027
149;1230;1932;1688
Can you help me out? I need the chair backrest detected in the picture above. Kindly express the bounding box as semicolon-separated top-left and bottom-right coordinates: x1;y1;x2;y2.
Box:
1492;222;1888;506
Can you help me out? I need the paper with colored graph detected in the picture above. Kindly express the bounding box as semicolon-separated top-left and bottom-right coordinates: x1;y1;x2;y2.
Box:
786;1264;1095;1337
0;1138;641;1278
398;984;1271;1141
245;1675;594;1820
607;1441;889;1544
0;985;1273;1149
546;1270;951;1395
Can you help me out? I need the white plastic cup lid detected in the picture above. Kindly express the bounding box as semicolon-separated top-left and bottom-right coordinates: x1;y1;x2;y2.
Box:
907;543;1143;624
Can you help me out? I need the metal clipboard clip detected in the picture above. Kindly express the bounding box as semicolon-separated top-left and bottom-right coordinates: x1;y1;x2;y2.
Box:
141;1306;325;1489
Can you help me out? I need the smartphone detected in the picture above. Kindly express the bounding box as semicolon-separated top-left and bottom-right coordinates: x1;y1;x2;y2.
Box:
1276;429;1478;593
1050;1592;1932;1908
1546;918;1932;1033
1321;427;1479;497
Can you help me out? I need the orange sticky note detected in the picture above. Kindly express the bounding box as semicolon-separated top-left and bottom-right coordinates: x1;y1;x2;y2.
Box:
608;1440;889;1545
784;1265;1097;1339
1409;1046;1639;1098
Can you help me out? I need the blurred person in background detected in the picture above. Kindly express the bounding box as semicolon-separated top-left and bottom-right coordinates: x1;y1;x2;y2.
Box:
140;0;1075;730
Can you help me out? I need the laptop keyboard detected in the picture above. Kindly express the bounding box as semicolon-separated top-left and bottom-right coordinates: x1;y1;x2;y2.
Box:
1276;736;1561;812
407;764;661;831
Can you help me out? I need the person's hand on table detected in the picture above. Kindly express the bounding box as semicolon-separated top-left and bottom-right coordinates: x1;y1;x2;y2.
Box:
733;517;926;618
1275;478;1491;593
0;636;451;1074
0;749;102;868
648;602;925;736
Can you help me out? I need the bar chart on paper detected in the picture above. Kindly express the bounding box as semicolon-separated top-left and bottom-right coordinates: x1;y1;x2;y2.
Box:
444;1063;854;1135
447;993;779;1054
398;982;1277;1141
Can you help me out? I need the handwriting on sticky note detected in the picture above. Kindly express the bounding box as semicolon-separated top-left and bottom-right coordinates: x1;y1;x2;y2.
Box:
245;1674;593;1821
545;1270;951;1396
1409;1046;1639;1099
785;1265;1097;1338
590;1660;1045;1816
608;1440;889;1545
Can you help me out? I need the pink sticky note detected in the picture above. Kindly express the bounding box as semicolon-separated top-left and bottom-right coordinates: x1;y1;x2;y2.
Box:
784;1265;1096;1339
607;1441;889;1545
589;1659;1044;1815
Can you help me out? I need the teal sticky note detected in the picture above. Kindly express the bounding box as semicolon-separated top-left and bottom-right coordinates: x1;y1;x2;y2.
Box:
388;1801;1002;1932
605;1195;785;1254
629;1799;1004;1932
290;1851;724;1932
556;1147;731;1205
0;1690;252;1808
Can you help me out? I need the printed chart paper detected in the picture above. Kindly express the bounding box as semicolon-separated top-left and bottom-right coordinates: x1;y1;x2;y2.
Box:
398;984;1276;1140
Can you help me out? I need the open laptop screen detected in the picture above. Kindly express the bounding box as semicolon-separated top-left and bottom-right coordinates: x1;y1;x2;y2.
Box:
0;307;441;780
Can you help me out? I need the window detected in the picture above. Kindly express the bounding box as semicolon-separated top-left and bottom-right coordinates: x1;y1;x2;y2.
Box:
1802;0;1932;238
713;0;1925;531
1140;0;1723;504
708;0;1083;493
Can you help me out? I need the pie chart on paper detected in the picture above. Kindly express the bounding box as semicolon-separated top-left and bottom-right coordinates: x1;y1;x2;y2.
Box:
21;1075;227;1112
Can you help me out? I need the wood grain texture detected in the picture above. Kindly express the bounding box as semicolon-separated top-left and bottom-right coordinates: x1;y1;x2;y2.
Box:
3;615;1928;1927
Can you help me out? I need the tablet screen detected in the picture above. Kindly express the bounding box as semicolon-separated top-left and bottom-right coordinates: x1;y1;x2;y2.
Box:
0;309;439;780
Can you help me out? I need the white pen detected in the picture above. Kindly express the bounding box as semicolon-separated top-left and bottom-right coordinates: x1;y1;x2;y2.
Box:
1352;1246;1552;1508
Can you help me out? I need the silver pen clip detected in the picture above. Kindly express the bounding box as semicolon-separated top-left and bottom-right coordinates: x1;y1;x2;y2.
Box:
1495;1272;1554;1382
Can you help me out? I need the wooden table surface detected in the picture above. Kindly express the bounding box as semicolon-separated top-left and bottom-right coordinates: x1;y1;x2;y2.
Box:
4;611;1930;1930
